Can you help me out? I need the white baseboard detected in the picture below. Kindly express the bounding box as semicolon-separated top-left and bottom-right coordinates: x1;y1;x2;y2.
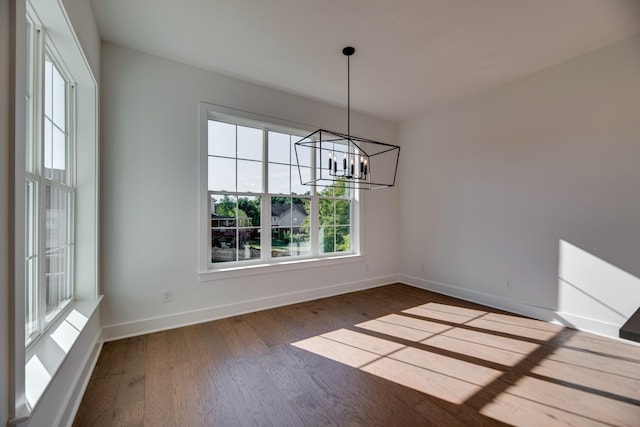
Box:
398;274;626;340
552;311;622;339
103;275;398;341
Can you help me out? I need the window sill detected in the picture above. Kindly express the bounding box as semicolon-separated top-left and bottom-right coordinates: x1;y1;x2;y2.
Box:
199;253;362;282
23;296;102;413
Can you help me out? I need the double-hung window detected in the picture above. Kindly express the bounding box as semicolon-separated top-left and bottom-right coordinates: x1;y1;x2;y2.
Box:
205;113;357;269
24;15;75;347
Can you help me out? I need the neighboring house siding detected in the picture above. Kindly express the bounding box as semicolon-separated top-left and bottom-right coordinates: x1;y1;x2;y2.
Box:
272;205;307;227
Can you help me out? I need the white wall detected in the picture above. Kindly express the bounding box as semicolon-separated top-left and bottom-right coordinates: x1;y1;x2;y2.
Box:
399;36;640;338
100;42;399;339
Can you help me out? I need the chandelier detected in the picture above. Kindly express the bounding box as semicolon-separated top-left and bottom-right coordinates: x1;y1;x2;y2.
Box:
294;47;400;190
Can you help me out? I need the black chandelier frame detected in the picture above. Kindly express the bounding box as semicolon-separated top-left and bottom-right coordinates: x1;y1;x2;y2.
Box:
294;46;400;190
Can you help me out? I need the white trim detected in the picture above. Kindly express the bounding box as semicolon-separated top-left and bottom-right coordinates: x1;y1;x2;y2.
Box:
24;297;101;412
13;0;29;419
199;253;362;281
398;274;635;342
55;335;103;427
103;275;397;341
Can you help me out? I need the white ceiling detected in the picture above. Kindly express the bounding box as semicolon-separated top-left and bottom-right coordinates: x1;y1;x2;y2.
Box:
90;0;640;122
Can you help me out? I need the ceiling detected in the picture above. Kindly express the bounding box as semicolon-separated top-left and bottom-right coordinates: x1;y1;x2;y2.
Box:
90;0;640;123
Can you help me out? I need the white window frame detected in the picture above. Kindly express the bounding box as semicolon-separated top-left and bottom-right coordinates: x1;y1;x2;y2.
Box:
11;0;100;419
24;11;77;349
199;103;362;280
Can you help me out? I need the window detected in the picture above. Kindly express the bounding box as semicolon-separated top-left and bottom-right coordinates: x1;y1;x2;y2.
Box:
14;1;99;417
24;16;75;347
205;114;357;268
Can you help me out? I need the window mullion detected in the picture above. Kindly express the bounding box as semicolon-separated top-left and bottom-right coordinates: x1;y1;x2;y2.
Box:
36;178;46;336
34;27;47;341
310;138;319;257
263;129;271;264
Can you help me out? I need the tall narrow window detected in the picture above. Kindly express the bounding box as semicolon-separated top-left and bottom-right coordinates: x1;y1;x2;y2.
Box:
24;20;75;346
206;115;356;268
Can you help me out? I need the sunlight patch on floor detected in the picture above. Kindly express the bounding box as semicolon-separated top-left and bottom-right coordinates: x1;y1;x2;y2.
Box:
481;375;640;427
546;346;640;380
292;335;383;368
403;305;480;324
422;334;527;366
321;328;405;356
532;355;640;400
466;318;559;341
442;327;540;355
291;300;640;426
362;356;486;404
355;318;436;342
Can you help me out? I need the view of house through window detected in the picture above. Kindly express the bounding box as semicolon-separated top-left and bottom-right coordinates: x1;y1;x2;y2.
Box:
207;118;354;265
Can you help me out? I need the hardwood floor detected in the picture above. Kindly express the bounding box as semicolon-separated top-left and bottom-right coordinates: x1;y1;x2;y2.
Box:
73;284;640;426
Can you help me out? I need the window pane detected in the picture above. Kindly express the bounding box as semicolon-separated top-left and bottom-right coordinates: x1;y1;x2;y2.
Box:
237;159;262;193
271;228;291;258
25;256;37;341
43;67;68;184
208;120;235;157
320;226;335;253
25;22;34;173
25;180;38;342
238;228;260;261
45;247;69;317
268;131;290;164
210;194;262;263
209;156;236;191
291;198;309;227
291;227;310;256
45;186;72;319
294;138;312;167
315;183;333;197
237;125;262;160
26;21;32;94
268;163;290;194
291;166;311;195
25;181;37;257
318;199;335;226
211;228;237;263
335;200;351;225
336;226;351;252
25;105;34;172
52;63;66;130
333;178;351;198
52;126;66;171
211;194;237;227
44;120;52;170
45;186;71;249
271;197;291;226
44;58;52;119
238;196;261;226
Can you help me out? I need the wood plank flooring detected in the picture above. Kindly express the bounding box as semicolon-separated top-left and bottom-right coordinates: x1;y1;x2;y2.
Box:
73;284;640;426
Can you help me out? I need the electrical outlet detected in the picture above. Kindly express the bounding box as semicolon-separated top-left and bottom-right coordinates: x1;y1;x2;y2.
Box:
162;289;173;303
365;264;370;272
420;264;425;273
506;280;513;290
